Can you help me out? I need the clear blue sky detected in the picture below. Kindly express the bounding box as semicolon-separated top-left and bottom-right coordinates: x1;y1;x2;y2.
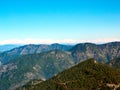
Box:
0;0;120;44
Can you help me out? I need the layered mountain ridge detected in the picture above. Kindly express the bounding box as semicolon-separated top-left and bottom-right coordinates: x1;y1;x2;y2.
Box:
0;42;120;65
0;43;72;64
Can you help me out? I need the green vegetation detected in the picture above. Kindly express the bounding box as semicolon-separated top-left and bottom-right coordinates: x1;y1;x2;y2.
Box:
19;59;120;90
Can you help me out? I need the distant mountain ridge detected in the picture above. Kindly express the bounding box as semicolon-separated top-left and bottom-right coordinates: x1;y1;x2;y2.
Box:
0;43;72;64
70;42;120;63
0;42;120;64
0;44;21;52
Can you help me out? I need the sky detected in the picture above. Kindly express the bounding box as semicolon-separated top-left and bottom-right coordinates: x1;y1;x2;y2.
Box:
0;0;120;44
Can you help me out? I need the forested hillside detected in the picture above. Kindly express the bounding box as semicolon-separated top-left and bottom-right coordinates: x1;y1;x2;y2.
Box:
19;59;120;90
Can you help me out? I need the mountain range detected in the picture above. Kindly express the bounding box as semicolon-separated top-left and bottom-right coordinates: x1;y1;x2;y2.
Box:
0;42;120;65
0;42;120;90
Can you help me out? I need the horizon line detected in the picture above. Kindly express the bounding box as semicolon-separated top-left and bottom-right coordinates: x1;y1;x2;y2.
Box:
0;38;120;45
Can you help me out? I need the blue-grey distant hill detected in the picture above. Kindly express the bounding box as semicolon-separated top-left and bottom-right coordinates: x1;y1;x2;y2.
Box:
0;44;21;52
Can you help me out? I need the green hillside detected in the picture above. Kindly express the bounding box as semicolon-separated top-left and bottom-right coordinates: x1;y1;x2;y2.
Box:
19;59;120;90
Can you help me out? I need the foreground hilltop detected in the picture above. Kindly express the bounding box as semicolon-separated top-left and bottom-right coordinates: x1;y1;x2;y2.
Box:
19;59;120;90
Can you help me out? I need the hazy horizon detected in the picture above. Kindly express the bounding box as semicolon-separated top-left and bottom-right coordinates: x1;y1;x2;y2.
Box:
0;0;120;44
0;41;120;46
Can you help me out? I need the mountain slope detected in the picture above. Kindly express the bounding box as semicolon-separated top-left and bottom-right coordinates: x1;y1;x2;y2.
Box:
70;42;120;63
109;57;120;69
19;59;120;90
0;50;74;90
0;44;72;64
